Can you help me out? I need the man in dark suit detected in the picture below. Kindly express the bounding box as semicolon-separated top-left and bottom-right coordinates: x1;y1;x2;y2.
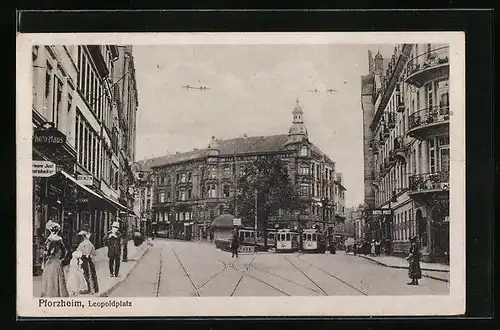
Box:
102;221;122;278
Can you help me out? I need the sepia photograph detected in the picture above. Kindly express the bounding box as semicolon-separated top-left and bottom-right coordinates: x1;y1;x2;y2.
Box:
17;32;465;317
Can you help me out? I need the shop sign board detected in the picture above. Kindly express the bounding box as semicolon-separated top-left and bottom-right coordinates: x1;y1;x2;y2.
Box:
77;175;93;186
33;122;66;145
233;218;242;226
32;160;57;177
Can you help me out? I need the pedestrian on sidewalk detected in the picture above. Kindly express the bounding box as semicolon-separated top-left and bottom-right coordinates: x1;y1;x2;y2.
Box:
231;227;240;258
375;240;381;256
77;230;99;294
66;250;88;296
40;220;69;297
406;236;422;285
102;221;122;278
370;239;376;256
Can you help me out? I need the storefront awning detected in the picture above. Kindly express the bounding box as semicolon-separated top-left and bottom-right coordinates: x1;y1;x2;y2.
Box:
60;170;103;200
60;170;136;216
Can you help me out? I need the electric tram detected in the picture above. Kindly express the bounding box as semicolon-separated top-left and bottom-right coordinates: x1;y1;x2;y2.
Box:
275;229;300;252
302;228;327;253
266;230;276;248
238;228;256;245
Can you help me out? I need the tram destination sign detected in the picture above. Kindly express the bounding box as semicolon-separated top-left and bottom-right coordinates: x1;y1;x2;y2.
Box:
32;160;57;177
33;122;66;145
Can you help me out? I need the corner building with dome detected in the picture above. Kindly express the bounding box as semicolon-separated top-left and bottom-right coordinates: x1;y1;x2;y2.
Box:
138;100;346;241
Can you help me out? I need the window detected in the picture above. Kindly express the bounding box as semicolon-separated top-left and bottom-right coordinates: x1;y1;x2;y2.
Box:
188;172;192;182
223;185;230;198
299;166;309;175
209;184;217;198
187;189;192;199
300;183;309;196
180;173;186;183
300;146;308;157
223;167;231;178
426;83;434;110
159;192;165;203
52;76;63;128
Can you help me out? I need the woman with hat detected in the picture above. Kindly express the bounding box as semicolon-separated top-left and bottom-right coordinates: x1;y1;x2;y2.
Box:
77;230;99;294
406;236;422;285
102;221;122;278
40;220;69;297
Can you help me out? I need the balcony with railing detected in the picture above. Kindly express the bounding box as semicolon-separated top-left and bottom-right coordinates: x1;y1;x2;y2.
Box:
404;46;450;87
393;136;408;159
407;105;450;140
387;112;396;129
408;171;449;195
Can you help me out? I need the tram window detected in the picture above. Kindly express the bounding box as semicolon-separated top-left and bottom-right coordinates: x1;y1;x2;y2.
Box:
313;233;317;241
286;233;290;241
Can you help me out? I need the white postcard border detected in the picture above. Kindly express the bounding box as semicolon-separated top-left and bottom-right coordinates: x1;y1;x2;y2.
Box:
16;32;466;317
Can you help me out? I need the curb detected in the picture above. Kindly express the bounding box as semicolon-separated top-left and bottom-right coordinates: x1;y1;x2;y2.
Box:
356;254;450;283
98;244;151;297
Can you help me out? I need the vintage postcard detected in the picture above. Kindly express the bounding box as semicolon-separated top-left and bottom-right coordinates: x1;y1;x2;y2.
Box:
16;32;465;317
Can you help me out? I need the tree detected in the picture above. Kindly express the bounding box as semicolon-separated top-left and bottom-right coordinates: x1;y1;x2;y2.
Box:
229;155;300;249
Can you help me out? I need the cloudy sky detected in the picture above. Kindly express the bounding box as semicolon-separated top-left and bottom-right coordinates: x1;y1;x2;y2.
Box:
133;43;396;207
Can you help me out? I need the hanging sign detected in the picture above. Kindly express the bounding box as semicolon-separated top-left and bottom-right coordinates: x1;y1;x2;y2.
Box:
32;160;57;177
77;175;93;186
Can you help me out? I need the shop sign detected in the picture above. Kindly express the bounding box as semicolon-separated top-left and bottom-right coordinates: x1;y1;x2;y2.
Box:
371;209;392;216
77;175;93;186
32;160;57;177
233;218;242;226
33;122;66;145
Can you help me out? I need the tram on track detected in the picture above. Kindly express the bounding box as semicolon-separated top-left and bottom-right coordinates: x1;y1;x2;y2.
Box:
238;228;256;245
302;228;327;253
275;229;300;252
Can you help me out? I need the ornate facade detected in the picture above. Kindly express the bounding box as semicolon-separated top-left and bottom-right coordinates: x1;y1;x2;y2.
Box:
361;44;450;263
32;45;139;274
140;100;345;240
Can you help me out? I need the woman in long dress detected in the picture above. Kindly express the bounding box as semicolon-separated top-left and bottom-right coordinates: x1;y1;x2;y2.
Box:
66;250;88;296
77;230;99;294
407;236;422;285
40;220;69;297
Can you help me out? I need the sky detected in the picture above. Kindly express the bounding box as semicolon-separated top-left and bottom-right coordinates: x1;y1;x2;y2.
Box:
132;43;396;207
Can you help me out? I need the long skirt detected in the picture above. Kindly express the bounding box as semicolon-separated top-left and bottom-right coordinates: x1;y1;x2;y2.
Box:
408;260;422;279
41;258;69;297
66;267;88;296
81;256;99;294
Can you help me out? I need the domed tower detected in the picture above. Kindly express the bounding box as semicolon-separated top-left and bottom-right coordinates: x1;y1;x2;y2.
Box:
286;98;309;146
207;136;220;157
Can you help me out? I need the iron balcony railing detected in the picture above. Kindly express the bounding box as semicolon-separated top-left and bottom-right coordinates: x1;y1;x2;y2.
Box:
408;105;450;131
404;46;450;83
409;171;449;193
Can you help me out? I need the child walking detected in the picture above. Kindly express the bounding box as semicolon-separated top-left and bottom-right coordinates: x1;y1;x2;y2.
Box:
66;250;88;296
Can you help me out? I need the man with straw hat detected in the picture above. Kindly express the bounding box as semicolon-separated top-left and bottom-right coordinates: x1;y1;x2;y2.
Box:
102;221;122;278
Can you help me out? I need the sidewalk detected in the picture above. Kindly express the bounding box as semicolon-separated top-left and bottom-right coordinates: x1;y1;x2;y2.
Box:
353;253;450;283
33;240;150;297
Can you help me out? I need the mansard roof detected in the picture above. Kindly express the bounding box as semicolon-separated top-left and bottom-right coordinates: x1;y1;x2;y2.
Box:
139;134;333;169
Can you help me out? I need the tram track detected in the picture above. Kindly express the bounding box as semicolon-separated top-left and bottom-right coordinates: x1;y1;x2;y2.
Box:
154;246;164;297
284;256;329;296
295;254;369;296
249;264;324;295
230;255;256;296
172;248;202;297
